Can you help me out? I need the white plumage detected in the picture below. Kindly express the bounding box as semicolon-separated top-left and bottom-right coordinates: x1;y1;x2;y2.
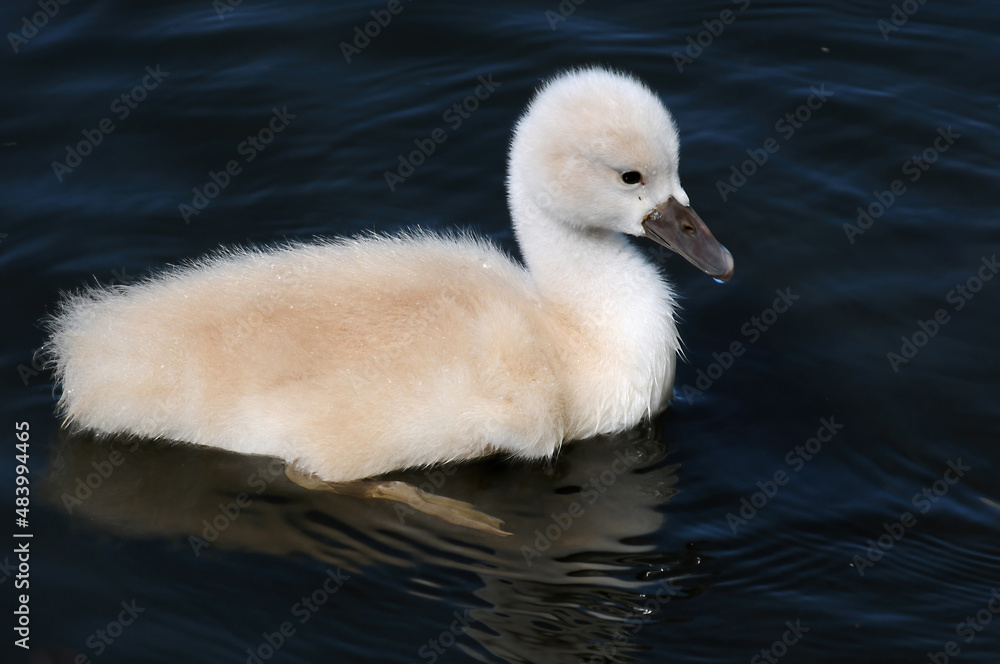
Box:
46;67;733;483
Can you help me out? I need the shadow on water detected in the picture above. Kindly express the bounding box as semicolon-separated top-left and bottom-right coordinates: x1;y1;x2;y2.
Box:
41;423;709;663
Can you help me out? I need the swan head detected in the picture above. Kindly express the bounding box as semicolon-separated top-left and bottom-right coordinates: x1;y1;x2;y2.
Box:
507;67;734;282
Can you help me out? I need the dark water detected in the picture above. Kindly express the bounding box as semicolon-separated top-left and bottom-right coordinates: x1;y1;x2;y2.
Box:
2;0;1000;662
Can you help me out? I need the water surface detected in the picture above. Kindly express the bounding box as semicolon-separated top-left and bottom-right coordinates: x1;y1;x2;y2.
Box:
2;1;999;662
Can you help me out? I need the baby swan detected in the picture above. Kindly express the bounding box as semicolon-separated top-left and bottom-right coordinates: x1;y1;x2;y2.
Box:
46;67;733;487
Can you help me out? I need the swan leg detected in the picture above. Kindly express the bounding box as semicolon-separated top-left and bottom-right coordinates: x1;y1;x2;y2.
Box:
366;480;511;536
284;466;510;536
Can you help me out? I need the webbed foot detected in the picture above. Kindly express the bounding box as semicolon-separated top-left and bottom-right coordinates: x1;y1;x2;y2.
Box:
285;466;510;536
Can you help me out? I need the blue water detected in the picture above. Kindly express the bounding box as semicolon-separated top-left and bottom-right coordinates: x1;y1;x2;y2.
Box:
2;1;1000;662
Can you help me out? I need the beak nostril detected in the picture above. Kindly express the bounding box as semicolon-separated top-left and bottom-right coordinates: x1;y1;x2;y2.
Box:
647;197;731;280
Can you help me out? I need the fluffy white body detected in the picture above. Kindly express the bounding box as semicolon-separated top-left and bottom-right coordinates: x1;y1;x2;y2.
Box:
46;67;733;482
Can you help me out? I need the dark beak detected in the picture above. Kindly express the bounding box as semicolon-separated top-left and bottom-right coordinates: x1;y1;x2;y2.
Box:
642;197;734;282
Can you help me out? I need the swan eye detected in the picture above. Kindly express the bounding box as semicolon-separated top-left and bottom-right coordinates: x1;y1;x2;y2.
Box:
621;171;642;185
